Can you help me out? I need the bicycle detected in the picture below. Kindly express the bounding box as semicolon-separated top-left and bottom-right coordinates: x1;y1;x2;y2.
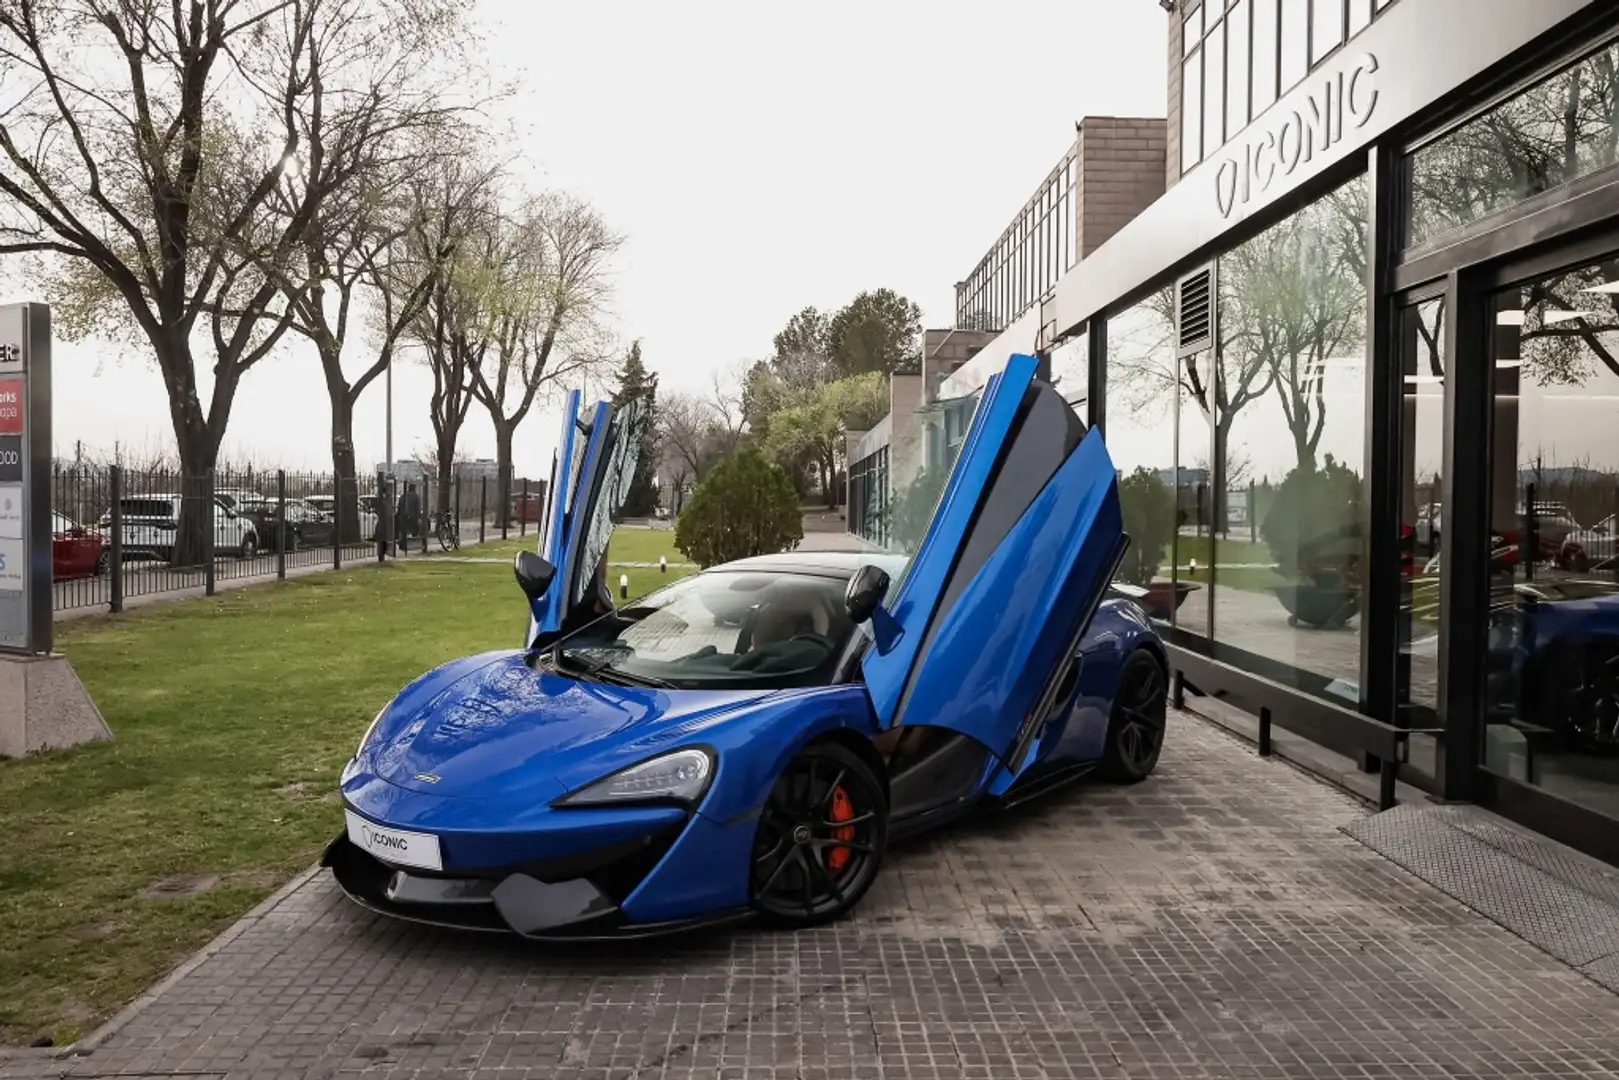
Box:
434;510;461;552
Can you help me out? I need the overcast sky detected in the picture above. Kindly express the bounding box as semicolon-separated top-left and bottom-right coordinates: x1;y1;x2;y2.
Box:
8;0;1168;476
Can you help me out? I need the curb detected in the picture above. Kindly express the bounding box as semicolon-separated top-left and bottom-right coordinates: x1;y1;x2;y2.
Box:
45;865;324;1061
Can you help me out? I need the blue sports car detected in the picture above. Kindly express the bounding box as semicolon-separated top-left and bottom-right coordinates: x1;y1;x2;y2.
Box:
324;354;1168;938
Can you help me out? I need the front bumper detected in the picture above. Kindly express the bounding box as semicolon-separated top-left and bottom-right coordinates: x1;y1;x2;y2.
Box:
322;820;754;941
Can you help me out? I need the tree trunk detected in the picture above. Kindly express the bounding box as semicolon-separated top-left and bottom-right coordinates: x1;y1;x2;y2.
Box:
436;434;456;518
494;420;515;528
162;337;222;568
328;378;362;544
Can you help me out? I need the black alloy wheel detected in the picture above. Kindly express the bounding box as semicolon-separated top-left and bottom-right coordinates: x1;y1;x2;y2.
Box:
1101;650;1168;782
751;742;887;928
1545;643;1619;753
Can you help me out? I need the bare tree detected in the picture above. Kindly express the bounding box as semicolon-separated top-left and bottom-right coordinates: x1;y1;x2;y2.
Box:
707;360;748;453
0;0;467;561
658;392;717;486
278;139;494;539
468;192;621;523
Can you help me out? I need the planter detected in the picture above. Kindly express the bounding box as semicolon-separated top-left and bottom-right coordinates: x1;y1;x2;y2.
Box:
1273;582;1359;629
1140;580;1199;622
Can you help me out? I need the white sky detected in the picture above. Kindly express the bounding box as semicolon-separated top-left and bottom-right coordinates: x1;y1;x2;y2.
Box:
9;0;1168;477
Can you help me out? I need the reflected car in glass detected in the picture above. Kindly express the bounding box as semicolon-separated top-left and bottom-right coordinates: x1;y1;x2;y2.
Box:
323;356;1168;939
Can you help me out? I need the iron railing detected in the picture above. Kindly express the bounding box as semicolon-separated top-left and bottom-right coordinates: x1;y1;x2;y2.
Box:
51;465;549;614
954;140;1080;334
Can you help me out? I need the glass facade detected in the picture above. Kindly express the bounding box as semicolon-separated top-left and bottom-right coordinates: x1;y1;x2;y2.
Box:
1099;176;1369;705
1478;255;1619;817
1180;0;1401;177
848;446;889;548
1405;38;1619;251
1211;175;1369;702
1102;292;1182;622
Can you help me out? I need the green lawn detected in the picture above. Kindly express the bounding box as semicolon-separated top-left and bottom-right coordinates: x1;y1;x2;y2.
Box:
435;526;688;567
0;550;692;1047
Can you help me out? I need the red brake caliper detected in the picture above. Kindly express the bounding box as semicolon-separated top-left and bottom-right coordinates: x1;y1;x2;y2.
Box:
826;787;856;874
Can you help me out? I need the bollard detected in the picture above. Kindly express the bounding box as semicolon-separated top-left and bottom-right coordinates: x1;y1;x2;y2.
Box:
659;555;666;574
619;573;629;600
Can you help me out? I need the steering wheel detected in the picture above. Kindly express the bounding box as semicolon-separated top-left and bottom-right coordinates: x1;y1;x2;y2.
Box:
728;633;833;672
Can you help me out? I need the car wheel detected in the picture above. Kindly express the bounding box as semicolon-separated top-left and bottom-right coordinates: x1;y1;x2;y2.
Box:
751;741;888;929
94;550;110;576
1100;650;1168;783
240;534;257;560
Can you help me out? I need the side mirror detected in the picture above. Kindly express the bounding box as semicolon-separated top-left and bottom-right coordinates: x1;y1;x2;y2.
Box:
513;551;556;602
846;564;903;655
845;565;890;624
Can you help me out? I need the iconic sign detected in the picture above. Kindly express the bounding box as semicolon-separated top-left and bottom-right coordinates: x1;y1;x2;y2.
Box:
1215;53;1380;219
0;379;22;435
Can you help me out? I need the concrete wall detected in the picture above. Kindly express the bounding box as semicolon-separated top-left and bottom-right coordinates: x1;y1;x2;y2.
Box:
1078;117;1168;259
921;328;997;405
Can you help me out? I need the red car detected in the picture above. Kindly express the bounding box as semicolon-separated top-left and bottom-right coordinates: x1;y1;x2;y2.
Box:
53;512;109;580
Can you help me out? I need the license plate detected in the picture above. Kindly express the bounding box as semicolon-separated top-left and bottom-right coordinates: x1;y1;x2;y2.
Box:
345;810;443;871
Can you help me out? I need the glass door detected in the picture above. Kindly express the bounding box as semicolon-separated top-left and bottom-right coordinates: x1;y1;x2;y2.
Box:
1393;296;1447;778
1474;250;1619;818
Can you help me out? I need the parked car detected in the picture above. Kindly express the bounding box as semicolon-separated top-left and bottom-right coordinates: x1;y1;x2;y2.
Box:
1485;578;1619;751
235;496;338;552
212;489;266;514
1413;502;1441;552
510;492;546;524
52;512;108;580
97;494;259;561
303;494;377;539
324;357;1167;940
1560;514;1616;573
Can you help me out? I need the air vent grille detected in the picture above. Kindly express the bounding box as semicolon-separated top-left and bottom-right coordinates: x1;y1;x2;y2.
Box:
1176;265;1214;358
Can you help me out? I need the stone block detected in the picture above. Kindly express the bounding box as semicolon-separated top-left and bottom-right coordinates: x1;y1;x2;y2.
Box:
0;652;113;758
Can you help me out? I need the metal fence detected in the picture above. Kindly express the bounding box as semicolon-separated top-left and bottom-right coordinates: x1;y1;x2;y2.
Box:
51;465;549;615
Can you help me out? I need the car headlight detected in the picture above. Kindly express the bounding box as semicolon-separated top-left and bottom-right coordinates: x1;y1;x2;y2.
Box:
555;748;713;807
357;706;387;756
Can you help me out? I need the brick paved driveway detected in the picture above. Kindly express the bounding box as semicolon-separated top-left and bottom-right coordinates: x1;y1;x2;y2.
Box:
12;713;1619;1079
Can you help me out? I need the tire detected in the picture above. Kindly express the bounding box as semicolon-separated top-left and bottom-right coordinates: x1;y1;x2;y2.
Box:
751;741;888;929
1100;650;1169;783
94;550;110;577
239;533;257;560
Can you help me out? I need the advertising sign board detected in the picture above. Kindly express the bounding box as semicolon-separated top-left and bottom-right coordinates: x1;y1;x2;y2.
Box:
0;305;48;653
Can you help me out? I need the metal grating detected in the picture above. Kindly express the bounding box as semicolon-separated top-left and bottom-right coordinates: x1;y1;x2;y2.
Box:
1175;264;1214;357
1344;802;1619;991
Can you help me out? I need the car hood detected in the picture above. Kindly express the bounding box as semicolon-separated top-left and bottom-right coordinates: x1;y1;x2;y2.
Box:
365;650;774;800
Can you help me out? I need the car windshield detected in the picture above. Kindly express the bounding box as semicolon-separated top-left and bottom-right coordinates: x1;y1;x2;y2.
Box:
550;569;859;689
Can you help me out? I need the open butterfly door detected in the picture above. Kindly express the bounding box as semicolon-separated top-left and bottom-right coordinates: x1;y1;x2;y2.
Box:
859;353;1126;784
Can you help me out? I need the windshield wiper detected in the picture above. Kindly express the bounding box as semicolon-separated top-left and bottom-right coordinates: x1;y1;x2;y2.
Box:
556;650;675;689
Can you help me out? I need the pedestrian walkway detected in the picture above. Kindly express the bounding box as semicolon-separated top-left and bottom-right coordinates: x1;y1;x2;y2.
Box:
7;712;1619;1079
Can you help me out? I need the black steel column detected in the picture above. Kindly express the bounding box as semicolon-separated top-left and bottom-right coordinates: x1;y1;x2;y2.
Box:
108;465;123;614
1435;269;1489;800
1360;144;1402;734
1088;318;1107;435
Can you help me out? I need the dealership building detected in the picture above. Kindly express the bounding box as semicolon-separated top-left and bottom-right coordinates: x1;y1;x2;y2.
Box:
846;0;1619;864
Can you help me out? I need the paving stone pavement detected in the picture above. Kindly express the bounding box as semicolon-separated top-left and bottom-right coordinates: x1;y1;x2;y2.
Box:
12;712;1619;1080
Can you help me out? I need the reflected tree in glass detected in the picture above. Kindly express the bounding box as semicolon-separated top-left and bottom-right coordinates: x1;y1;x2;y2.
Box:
1408;42;1619;248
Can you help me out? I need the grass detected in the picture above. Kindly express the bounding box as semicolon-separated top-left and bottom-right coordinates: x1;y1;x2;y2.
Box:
0;541;692;1047
428;525;688;567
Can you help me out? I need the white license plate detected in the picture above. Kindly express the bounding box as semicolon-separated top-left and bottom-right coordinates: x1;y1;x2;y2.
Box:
345;810;443;871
